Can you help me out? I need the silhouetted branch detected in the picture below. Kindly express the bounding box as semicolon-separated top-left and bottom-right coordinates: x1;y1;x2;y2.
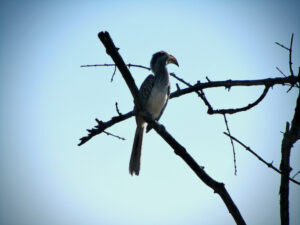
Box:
279;80;300;225
111;65;117;82
81;63;151;71
81;63;116;67
115;102;122;116
78;111;134;146
292;171;300;179
103;130;125;140
79;34;299;148
276;66;287;77
223;132;300;186
289;33;295;76
96;31;246;225
143;114;246;225
276;33;299;91
223;114;237;175
170;76;299;99
97;32;140;106
275;41;290;51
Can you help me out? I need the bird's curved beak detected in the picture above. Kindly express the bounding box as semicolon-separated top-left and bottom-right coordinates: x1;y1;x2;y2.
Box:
168;55;179;67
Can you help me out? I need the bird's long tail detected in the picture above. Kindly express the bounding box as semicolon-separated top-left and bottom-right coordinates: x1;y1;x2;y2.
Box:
129;126;144;175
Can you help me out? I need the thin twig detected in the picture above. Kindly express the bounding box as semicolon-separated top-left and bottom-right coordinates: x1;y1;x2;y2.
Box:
223;132;300;186
78;111;134;146
223;115;237;175
275;42;290;51
289;33;294;76
81;63;151;71
115;102;122;116
111;65;117;82
81;63;116;67
292;171;300;179
276;67;287;77
127;63;151;70
207;86;270;114
103;130;125;140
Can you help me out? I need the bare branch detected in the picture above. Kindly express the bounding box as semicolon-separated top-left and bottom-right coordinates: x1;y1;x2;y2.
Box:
81;63;151;71
289;33;295;76
276;67;287;77
275;42;290;51
81;63;116;67
170;76;299;99
292;171;300;179
280;122;292;225
78;111;134;146
143;114;246;225
111;65;117;82
97;31;246;225
103;130;125;140
208;86;270;114
223;114;237;175
127;63;151;70
280;75;300;224
170;74;272;115
223;132;300;186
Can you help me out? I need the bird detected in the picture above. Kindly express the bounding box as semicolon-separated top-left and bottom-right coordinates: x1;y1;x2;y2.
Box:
129;51;179;175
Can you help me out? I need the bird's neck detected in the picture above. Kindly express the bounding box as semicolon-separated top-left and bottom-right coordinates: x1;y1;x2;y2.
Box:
154;65;169;87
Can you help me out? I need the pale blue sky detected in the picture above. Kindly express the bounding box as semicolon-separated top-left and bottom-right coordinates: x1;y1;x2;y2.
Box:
1;0;300;224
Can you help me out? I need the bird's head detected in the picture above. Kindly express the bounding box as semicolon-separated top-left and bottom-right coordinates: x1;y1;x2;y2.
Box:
150;51;179;73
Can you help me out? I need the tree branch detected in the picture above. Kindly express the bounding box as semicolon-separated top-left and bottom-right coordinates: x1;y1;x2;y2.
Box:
279;80;300;225
143;114;246;225
207;86;270;114
223;132;300;186
96;31;246;225
97;32;140;106
170;76;299;99
223;114;237;175
78;111;134;146
289;33;295;76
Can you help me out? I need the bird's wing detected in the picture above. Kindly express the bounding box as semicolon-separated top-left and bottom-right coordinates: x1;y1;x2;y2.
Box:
146;83;170;133
139;75;155;106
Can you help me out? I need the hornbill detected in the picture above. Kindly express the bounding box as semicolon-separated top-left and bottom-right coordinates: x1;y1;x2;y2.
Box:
129;51;179;175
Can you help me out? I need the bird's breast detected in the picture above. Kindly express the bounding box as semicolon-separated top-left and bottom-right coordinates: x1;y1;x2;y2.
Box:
146;85;168;119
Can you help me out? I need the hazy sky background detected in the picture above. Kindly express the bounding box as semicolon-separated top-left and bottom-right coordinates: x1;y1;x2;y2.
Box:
1;0;300;224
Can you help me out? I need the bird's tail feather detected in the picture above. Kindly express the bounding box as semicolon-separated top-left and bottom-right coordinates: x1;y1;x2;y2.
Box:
129;126;144;175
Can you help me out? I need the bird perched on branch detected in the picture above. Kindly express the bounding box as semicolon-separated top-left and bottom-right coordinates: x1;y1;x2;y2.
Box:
129;51;179;175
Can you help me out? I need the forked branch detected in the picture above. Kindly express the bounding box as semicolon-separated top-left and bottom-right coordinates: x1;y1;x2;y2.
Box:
96;31;246;225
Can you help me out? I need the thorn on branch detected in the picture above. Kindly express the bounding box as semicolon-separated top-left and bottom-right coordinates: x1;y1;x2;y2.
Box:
225;80;232;91
115;102;122;116
176;83;181;91
267;161;274;168
111;65;117;82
